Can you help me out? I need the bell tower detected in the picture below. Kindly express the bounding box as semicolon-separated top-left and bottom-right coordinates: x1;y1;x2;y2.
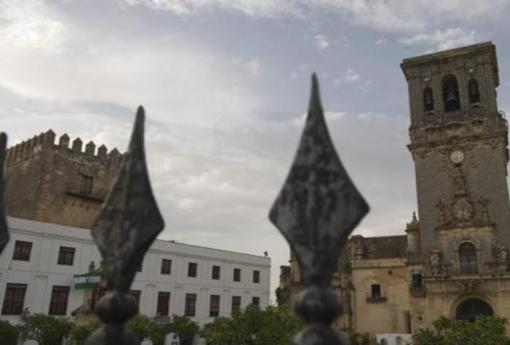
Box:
401;42;510;277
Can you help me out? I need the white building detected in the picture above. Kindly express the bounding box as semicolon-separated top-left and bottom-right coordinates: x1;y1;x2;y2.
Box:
0;216;271;326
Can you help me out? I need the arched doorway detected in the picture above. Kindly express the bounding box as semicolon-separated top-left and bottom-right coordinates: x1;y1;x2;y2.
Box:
455;298;494;321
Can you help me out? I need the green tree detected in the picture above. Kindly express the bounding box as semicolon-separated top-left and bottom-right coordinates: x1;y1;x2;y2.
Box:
166;315;200;345
135;315;199;345
150;323;170;345
0;319;19;345
126;314;158;342
19;314;72;345
414;316;510;345
69;319;101;345
349;332;371;345
202;316;239;345
201;305;302;345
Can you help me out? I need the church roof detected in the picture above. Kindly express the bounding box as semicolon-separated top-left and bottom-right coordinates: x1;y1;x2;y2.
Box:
358;235;407;259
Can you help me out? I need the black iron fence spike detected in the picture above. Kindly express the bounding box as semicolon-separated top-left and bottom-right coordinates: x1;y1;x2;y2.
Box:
0;75;368;343
269;74;369;345
309;73;323;114
86;107;164;345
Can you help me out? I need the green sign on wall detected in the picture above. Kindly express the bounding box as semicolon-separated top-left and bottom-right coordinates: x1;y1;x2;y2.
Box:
73;272;101;289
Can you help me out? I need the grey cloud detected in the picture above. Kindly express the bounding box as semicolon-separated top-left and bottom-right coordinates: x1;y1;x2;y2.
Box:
1;0;488;299
120;0;510;33
399;28;477;52
136;110;416;296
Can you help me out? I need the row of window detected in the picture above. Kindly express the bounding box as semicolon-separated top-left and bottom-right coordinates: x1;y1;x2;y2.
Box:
13;241;75;266
12;241;262;283
181;293;259;318
1;283;261;318
422;76;481;113
143;260;261;283
2;283;69;315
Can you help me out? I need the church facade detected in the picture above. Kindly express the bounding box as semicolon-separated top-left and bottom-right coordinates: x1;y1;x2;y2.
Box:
277;41;510;335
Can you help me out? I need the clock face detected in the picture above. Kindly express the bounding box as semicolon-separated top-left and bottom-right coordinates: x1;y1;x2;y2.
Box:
450;150;465;164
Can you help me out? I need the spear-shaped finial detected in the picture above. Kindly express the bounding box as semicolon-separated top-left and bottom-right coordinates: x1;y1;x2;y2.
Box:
86;106;164;345
309;73;323;114
270;74;369;286
269;74;369;345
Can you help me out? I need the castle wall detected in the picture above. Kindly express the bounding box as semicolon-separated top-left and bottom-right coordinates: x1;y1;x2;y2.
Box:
4;130;122;228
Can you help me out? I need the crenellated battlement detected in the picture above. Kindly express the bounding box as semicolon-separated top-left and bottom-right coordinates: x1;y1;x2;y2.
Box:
4;129;124;228
6;129;122;167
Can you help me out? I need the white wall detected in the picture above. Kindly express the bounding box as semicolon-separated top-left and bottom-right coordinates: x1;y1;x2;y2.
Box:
0;217;271;326
376;334;413;345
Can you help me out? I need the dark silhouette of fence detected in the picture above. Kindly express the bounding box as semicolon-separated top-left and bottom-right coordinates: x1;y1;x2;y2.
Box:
0;75;369;345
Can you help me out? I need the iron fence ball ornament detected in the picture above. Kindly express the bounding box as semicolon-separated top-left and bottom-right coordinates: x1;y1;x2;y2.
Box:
0;132;8;254
269;74;369;345
86;106;165;345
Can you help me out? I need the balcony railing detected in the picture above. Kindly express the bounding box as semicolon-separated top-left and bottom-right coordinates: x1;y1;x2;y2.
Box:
366;295;388;304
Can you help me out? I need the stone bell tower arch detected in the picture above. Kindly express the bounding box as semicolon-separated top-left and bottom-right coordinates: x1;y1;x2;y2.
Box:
401;42;510;329
401;42;510;271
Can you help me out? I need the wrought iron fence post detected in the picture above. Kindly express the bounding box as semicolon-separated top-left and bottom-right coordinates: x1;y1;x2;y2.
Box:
270;74;369;345
86;106;165;345
0;132;9;254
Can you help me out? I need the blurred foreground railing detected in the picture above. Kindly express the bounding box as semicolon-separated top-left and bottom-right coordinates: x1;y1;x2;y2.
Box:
0;75;368;345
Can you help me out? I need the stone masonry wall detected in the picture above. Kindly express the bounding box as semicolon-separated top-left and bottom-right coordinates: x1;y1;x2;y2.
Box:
4;130;122;228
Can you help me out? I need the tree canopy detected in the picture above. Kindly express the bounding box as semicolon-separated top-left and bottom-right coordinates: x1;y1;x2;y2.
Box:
201;305;302;345
414;316;510;345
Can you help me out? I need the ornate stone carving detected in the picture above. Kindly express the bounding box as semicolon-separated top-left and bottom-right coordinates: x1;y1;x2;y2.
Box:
494;241;508;272
436;200;450;226
406;211;419;229
478;198;490;223
501;246;508;264
430;249;442;275
450;166;467;196
456;279;480;293
452;237;482;252
452;197;474;223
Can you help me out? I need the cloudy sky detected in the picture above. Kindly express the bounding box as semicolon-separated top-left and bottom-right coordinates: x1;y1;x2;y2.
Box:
1;0;510;300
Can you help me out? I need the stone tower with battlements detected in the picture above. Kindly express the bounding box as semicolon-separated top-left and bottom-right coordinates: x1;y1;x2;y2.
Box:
4;130;122;228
